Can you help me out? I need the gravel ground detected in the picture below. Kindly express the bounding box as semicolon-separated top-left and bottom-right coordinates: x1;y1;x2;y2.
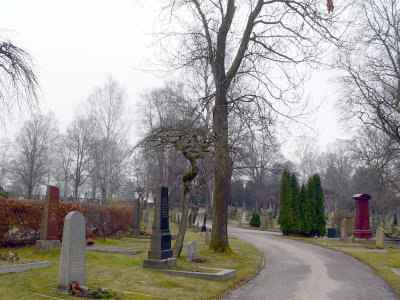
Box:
224;227;399;300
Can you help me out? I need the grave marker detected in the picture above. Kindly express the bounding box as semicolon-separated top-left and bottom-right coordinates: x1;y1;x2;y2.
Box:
143;185;176;269
376;227;385;249
35;185;61;252
131;197;141;236
340;218;348;242
186;241;196;261
353;194;372;238
58;211;86;291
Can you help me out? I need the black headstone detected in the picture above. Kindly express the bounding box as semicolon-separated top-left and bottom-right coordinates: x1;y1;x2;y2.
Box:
201;213;207;232
143;185;176;269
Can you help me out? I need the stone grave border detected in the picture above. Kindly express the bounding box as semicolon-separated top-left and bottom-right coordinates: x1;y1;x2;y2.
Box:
86;245;143;255
142;266;236;281
0;261;51;275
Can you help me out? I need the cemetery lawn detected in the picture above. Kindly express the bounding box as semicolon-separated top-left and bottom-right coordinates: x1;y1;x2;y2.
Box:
281;236;400;295
0;223;263;300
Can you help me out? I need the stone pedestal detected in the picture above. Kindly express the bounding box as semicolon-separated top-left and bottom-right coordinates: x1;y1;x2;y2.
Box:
35;185;61;252
353;194;372;239
143;186;177;269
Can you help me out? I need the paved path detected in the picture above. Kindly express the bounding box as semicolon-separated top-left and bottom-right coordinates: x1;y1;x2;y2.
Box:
224;227;399;300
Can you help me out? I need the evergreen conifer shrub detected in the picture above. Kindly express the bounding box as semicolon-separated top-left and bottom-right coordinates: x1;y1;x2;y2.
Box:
250;212;261;227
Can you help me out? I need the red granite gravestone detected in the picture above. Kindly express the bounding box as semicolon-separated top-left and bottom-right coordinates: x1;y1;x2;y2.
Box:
35;185;61;252
353;193;372;239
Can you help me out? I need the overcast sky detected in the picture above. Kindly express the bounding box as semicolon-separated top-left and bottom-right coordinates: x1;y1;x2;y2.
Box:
1;0;350;157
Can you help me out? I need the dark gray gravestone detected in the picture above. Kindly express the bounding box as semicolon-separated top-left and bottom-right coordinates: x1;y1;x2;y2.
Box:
58;211;86;291
143;185;176;269
131;198;141;236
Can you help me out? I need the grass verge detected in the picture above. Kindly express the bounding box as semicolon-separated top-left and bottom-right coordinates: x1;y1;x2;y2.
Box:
0;222;263;300
281;236;400;295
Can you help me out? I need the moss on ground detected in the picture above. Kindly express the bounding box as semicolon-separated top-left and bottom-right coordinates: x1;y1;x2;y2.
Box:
0;222;263;299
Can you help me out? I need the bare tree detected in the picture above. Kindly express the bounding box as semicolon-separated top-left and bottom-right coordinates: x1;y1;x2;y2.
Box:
12;113;58;198
65;115;94;199
338;0;400;144
0;138;11;189
86;78;131;204
0;36;39;122
153;0;343;252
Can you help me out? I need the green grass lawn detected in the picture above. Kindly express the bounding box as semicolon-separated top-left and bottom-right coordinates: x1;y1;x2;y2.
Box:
281;236;400;296
0;222;263;300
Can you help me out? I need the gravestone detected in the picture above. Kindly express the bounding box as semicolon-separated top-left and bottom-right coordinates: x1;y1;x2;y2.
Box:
35;185;61;252
143;185;177;269
146;216;152;233
58;211;86;291
115;231;123;240
353;194;372;238
131;198;141;236
340;218;348;242
261;210;267;229
242;211;247;223
201;213;207;232
205;229;210;245
186;241;196;261
376;227;385;249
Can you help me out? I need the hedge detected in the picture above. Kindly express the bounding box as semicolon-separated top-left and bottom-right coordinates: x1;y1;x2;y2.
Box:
0;198;134;246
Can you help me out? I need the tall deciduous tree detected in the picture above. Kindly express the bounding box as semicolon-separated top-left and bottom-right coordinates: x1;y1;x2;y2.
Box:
86;78;131;204
338;0;400;145
0;37;38;123
12;113;58;198
155;0;342;252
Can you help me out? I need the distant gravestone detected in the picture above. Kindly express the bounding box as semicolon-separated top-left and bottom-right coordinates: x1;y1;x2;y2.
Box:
205;229;210;245
115;231;123;240
340;218;348;242
201;213;207;232
58;211;86;291
186;241;196;261
376;227;385;249
143;185;177;269
261;210;267;229
131;198;141;236
35;185;61;252
242;211;247;223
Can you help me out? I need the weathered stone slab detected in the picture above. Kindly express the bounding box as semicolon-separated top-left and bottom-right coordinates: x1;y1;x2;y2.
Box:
131;198;141;236
115;231;123;240
376;227;385;249
58;211;86;291
86;245;143;255
145;267;236;282
0;261;51;275
186;241;196;261
340;218;348;242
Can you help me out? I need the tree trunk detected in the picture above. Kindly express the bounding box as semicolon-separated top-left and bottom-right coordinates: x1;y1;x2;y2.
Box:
210;93;232;252
173;179;191;258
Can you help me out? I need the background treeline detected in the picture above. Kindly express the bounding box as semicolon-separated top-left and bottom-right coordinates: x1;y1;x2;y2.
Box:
278;170;325;236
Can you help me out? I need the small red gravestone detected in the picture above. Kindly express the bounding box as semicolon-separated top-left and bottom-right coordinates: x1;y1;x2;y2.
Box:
353;193;372;239
35;185;61;252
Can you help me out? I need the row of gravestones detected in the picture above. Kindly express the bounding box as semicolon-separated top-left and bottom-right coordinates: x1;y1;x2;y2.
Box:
40;185;200;292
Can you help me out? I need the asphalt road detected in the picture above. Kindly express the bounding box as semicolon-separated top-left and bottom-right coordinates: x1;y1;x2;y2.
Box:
223;227;399;300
